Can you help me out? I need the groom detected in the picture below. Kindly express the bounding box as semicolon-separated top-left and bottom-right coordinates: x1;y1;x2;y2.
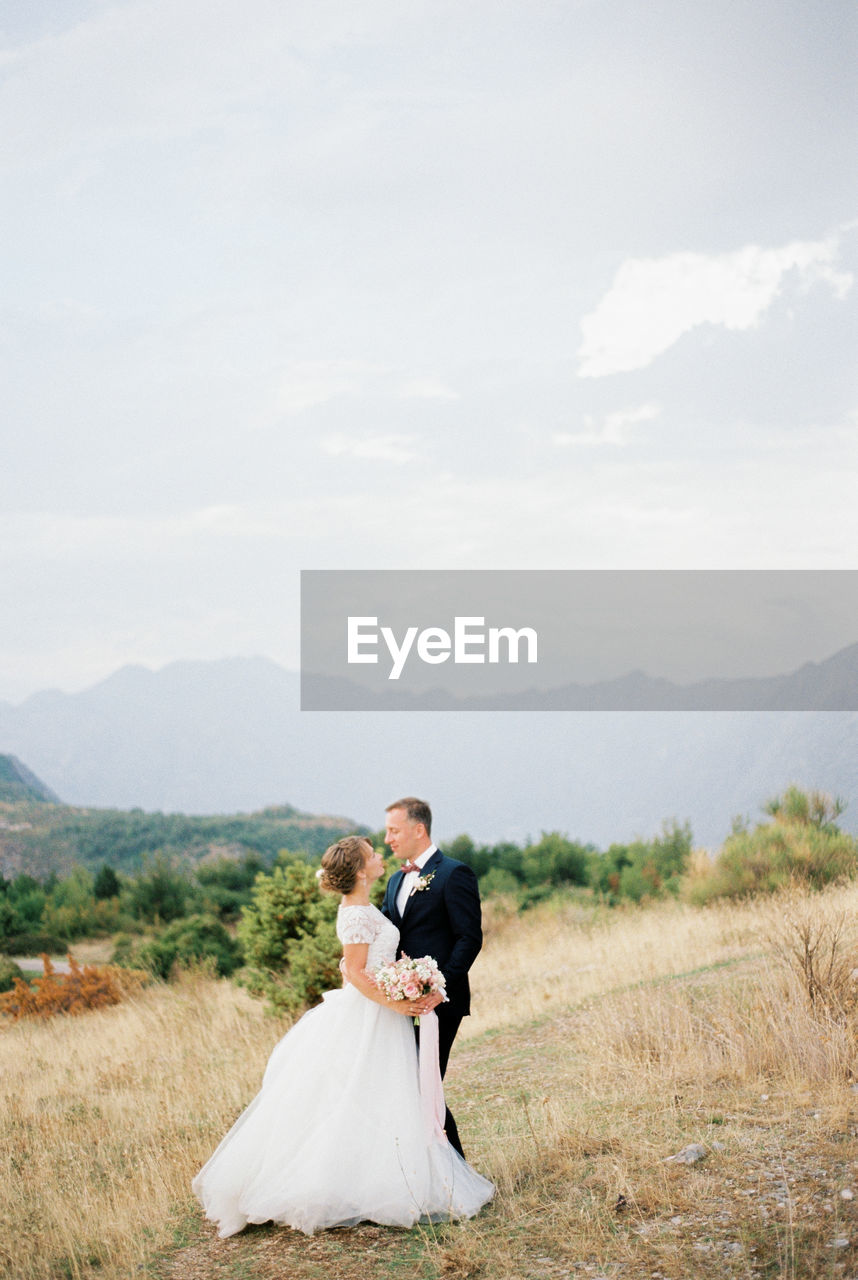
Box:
380;796;482;1158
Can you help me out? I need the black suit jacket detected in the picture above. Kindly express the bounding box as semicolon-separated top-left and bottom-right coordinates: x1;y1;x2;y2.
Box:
380;849;482;1017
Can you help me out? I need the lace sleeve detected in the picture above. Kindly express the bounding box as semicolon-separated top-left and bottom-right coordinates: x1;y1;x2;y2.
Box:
337;905;380;946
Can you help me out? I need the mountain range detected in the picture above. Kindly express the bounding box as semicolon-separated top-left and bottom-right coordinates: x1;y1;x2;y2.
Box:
1;656;857;849
303;640;858;709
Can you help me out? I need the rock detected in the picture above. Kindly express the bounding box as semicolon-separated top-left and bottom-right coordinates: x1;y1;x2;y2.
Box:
664;1142;708;1165
841;1189;855;1200
831;1236;850;1249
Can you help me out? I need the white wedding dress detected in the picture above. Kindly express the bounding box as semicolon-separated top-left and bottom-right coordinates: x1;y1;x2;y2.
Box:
192;903;494;1237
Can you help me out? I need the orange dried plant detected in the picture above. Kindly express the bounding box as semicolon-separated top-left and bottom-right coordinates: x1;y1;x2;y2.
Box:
0;953;149;1021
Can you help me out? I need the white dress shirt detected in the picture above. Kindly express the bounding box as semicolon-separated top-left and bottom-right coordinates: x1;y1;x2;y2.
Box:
395;844;437;916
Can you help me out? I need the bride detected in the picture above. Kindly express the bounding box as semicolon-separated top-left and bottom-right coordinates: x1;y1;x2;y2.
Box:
192;835;495;1237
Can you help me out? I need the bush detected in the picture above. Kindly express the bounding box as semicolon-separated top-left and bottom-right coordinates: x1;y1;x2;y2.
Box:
773;898;858;1019
237;861;329;973
5;885;47;933
517;882;557;911
590;821;693;903
267;916;344;1015
234;856;393;1014
478;867;520;898
2;932;71;956
195;854;266;920
110;932;137;966
124;853;200;924
686;787;858;904
132;914;242;980
238;860;340;1013
0;954;25;992
0;954;149;1020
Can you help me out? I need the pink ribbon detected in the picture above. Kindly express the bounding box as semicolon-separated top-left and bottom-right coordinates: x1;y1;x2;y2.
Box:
417;1009;447;1142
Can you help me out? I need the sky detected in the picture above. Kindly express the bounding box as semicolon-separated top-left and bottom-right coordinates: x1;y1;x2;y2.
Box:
1;0;857;704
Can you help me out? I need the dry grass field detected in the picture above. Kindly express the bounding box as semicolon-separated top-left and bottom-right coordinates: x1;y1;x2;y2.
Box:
3;881;858;1280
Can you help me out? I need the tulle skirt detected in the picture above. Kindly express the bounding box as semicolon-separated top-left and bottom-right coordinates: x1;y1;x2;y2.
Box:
192;984;494;1236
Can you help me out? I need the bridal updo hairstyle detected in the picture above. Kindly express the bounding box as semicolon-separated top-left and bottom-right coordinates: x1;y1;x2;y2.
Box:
318;835;371;895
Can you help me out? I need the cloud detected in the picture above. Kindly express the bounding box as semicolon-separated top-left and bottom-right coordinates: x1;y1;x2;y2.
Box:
321;434;419;464
396;378;459;402
577;234;854;378
276;363;458;416
553;402;661;447
276;362;380;415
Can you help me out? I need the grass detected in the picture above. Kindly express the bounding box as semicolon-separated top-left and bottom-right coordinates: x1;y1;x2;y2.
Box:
2;881;858;1279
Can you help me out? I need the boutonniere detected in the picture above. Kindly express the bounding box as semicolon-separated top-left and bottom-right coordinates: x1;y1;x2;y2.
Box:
411;870;436;894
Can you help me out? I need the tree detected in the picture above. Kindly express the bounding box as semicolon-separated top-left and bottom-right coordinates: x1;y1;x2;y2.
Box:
7;875;47;931
238;861;327;971
238;860;341;1014
764;785;845;833
94;864;121;900
195;854;266;920
125;853;198;924
590;821;692;902
521;833;590;888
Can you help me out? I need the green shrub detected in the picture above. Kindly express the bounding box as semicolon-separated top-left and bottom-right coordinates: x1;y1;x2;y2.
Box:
237;855;392;1015
132;914;242;980
517;882;556;911
238;860;340;1013
238;861;330;972
262;916;344;1015
686;787;858;904
478;867;520;897
110;933;137;966
0;954;25;993
590;821;693;903
2;932;70;956
124;853;200;924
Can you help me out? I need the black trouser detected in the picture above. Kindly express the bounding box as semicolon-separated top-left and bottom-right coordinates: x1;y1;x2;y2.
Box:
415;1005;465;1158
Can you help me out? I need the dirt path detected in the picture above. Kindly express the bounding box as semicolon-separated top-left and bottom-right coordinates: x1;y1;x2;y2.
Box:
152;1221;435;1280
13;956;72;974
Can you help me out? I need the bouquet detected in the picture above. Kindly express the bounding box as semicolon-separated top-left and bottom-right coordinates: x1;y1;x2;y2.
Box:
373;954;447;1005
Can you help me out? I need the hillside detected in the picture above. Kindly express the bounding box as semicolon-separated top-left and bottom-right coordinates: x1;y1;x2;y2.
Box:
0;755;59;805
0;790;367;880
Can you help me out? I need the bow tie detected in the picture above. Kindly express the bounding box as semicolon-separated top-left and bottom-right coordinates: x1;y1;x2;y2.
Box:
400;861;422;874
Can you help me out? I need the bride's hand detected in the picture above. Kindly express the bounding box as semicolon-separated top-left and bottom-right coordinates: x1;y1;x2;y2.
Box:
393;999;425;1016
416;992;444;1014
